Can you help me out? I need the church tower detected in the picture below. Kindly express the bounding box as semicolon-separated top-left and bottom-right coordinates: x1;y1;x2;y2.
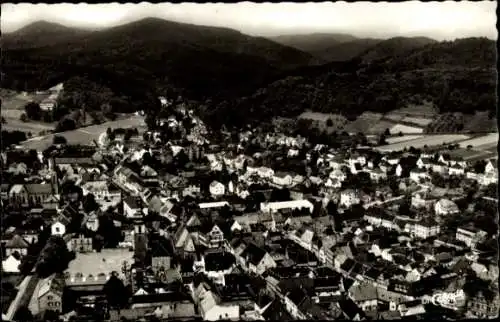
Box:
133;217;148;267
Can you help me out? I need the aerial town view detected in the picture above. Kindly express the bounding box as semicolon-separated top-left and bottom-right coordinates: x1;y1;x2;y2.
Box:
1;1;498;321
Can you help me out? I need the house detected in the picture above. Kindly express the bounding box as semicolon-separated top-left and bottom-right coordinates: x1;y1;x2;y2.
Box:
209;181;225;197
272;172;293;187
260;200;314;214
348;281;379;313
150;236;174;275
456;225;488;248
416;157;433;169
4;234;29;257
448;164;465;176
404;218;440;239
198;223;226;249
329;169;347;182
2;254;21;273
239;243;276;275
38;273;65;314
193;275;243;321
409;168;430;183
9;184;54;205
340;189;360;208
247;166;274;179
434;199;459;216
84;211;99;232
123;196;142;218
81;180;121;201
51;221;66;236
369;168;387;182
67;234;93;253
484;159;498;175
466;290;499;319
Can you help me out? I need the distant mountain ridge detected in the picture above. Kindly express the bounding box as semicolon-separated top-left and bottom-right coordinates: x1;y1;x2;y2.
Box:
203;37;497;128
2;20;95;49
2;19;496;129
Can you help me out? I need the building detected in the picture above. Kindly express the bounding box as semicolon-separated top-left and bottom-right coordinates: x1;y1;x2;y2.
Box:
51;221;66;236
123;196;142;218
404;219;440;239
38;274;65;315
4;235;29;257
239;243;277;275
68;234;93;253
272;173;293;187
434;199;459;216
340;189;360;208
209;181;225;197
456;225;488;248
260;200;314;214
9;183;54;205
81;180;121;201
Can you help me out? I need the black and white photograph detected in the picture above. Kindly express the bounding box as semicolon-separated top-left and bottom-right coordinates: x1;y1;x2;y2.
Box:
0;1;498;321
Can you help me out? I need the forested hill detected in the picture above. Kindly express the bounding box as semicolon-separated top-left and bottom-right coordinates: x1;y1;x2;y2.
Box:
2;18;317;101
200;37;497;129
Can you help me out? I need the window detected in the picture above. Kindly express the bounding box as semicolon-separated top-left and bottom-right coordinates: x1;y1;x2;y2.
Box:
47;295;53;301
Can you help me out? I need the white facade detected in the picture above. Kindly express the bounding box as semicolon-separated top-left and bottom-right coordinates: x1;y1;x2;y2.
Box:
404;222;440;239
260;200;314;214
340;190;360;208
51;221;66;236
272;174;293;187
434;199;459;216
209;181;225;197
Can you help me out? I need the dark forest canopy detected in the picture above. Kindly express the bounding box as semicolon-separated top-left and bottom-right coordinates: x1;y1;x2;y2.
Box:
2;18;496;130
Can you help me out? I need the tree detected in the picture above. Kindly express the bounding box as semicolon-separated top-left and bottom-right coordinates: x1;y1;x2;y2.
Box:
14;306;34;322
1;116;6;124
326;118;333;127
36;236;74;277
53;135;67;145
104;273;130;309
20;113;28;122
24;102;42;120
384;128;391;136
82;193;99;213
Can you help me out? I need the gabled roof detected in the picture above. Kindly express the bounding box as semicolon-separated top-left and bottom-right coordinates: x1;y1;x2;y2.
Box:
240;243;268;266
38;273;65;298
25;183;53;195
5;234;29;249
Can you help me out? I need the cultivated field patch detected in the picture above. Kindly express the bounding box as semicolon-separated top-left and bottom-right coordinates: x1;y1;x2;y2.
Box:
344;112;386;134
385;135;423;144
376;134;470;152
457;133;498;149
402;116;433;127
390;124;424;134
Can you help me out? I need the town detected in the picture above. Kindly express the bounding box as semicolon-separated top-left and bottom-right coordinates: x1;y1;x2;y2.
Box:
1;95;498;322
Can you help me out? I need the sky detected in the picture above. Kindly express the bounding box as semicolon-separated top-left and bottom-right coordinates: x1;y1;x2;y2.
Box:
1;1;497;40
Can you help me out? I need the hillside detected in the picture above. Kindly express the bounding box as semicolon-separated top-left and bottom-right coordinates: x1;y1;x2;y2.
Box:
311;38;382;62
2;18;317;101
358;36;438;63
202;37;497;129
2;21;94;49
270;33;358;54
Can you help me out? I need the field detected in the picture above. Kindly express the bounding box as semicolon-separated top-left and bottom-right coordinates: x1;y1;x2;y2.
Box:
20;115;146;151
376;134;470;152
385;135;423;144
402;116;433;127
457;133;498;149
463;111;498;133
389;102;438;118
390;124;424;134
298;111;348;132
383;113;405;122
1;92;56;134
343;112;385;134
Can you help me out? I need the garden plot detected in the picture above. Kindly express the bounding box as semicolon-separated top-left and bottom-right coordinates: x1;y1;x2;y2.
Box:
390;124;424;134
386;135;423;144
458;133;498;149
376;134;470;152
402;116;433;127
